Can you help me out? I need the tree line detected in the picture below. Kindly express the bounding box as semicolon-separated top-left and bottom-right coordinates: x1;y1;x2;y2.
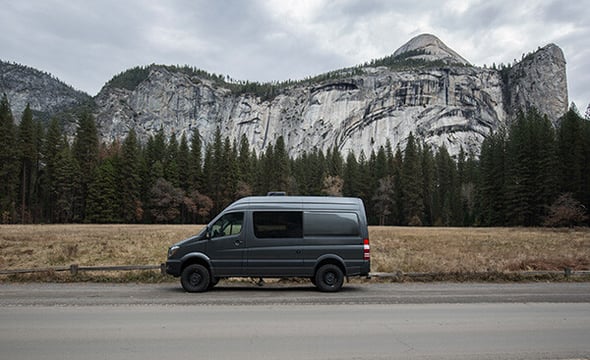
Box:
1;93;589;226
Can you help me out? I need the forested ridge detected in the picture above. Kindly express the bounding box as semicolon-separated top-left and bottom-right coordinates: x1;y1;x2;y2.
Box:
1;93;589;226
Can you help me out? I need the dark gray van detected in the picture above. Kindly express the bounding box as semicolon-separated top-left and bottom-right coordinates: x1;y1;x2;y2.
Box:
165;196;370;292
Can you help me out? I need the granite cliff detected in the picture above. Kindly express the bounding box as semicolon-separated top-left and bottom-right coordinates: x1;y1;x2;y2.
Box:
0;60;92;123
94;34;568;157
1;34;568;157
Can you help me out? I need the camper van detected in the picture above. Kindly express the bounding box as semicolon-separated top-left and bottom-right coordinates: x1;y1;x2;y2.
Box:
165;196;370;292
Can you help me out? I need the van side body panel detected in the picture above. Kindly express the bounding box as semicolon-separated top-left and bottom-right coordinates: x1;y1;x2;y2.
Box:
166;196;370;285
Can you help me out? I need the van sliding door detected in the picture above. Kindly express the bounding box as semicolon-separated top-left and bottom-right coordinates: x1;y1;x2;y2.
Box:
246;211;304;277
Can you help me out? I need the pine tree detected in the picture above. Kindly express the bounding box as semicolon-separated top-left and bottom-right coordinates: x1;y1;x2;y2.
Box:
558;109;586;200
52;142;82;223
86;158;119;223
421;144;435;225
188;128;203;192
326;147;344;177
392;147;404;225
505;109;558;226
165;134;180;187
237;133;253;187
273;136;291;192
145;128;166;168
401;133;424;225
119;129;142;223
72;112;99;221
478;129;507;226
0;94;18;222
557;108;590;211
534;112;559;220
31;119;44;221
177;133;190;192
309;148;326;195
458;147;478;225
208;128;225;214
434;145;459;226
343;151;360;198
40;117;63;222
221;136;238;204
258;143;275;193
17;104;37;222
372;176;395;225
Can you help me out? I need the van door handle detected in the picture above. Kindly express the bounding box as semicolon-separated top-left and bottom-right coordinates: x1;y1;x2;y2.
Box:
234;239;243;247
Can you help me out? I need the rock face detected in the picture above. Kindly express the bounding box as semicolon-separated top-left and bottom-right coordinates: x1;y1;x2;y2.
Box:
506;44;568;122
95;64;506;157
2;34;569;158
393;33;470;65
0;60;91;123
96;34;566;157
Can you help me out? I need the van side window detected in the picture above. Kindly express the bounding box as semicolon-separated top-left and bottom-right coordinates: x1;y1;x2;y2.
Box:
253;211;303;238
304;212;360;236
211;212;244;238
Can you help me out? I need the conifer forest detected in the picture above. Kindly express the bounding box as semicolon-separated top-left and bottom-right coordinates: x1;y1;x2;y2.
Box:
1;94;589;227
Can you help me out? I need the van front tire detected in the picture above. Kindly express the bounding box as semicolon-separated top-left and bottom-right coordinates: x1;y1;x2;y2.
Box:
315;264;344;292
181;264;211;293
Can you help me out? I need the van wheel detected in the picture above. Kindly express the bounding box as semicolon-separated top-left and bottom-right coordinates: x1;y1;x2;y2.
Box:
315;264;344;292
181;264;210;293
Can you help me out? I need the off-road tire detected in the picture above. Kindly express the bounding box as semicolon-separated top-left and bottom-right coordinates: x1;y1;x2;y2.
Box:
180;264;211;293
314;264;344;292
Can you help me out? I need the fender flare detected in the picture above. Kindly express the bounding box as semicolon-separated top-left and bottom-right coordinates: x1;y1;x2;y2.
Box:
314;254;347;276
180;252;214;275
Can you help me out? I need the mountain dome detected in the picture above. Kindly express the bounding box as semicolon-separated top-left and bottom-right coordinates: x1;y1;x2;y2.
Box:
393;33;470;65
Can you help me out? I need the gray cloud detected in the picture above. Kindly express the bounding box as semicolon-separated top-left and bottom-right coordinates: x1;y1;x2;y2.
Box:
1;0;588;110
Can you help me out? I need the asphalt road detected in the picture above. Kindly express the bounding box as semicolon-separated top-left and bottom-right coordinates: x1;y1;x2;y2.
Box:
1;281;590;306
1;282;589;360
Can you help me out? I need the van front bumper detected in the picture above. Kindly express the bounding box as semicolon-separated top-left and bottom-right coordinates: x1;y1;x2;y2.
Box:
165;260;182;277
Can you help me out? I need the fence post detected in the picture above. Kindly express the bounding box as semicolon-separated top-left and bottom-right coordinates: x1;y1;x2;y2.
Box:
70;264;79;276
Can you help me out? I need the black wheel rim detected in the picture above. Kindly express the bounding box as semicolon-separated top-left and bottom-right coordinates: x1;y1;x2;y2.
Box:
189;271;202;286
324;271;337;286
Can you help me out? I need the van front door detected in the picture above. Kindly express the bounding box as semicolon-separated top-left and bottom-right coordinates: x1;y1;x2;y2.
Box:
208;212;245;276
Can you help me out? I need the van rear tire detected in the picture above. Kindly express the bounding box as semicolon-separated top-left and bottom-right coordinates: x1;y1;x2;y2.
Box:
181;264;211;293
315;264;344;292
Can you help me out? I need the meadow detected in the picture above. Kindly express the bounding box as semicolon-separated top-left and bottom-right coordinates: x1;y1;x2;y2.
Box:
0;225;588;282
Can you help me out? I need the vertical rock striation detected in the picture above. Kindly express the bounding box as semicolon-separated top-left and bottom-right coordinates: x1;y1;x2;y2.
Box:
1;34;569;158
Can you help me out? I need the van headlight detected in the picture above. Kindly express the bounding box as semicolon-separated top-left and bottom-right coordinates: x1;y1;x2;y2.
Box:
168;245;180;258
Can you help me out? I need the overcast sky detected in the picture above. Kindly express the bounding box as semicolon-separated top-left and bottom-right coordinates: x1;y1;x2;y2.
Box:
1;0;588;111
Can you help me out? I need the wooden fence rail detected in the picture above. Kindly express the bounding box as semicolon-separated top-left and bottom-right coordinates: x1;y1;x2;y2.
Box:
0;264;165;276
1;265;588;278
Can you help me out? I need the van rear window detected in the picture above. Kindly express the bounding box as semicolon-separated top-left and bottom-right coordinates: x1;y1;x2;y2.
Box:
253;211;303;238
304;212;360;236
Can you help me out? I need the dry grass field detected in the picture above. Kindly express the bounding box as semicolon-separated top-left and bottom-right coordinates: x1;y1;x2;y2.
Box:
0;224;589;282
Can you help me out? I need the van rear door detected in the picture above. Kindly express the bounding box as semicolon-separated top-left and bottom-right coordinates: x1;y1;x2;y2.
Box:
303;211;365;274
